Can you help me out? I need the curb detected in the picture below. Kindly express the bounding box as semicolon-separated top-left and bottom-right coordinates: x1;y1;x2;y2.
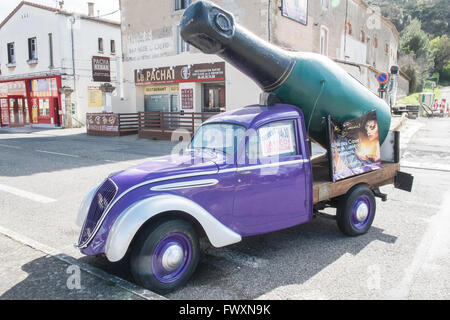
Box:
0;226;167;301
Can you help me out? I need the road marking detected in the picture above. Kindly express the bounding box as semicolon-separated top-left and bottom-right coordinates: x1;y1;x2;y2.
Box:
0;183;57;204
401;161;450;173
35;150;79;158
0;225;165;301
0;144;22;149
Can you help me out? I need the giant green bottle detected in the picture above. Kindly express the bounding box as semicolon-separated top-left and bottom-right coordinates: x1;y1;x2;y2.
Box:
180;0;391;148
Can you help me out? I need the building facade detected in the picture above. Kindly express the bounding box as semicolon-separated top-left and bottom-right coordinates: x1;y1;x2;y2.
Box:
0;1;122;128
119;0;407;116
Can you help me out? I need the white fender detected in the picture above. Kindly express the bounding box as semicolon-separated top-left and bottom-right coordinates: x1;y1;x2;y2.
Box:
105;194;242;262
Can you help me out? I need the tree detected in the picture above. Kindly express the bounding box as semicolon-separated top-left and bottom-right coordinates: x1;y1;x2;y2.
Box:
430;35;450;76
399;19;434;92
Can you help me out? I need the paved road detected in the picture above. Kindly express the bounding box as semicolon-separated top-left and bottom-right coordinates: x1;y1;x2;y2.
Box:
0;115;449;299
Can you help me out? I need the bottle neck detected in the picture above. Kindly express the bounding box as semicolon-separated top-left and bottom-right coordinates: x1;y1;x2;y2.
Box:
219;25;296;92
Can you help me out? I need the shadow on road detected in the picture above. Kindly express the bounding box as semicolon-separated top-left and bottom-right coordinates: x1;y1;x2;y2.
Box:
78;217;397;300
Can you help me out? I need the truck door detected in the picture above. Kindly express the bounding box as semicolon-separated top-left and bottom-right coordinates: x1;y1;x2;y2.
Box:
232;119;309;236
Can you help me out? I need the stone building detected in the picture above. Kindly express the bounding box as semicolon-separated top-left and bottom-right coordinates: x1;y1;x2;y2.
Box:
118;0;409;115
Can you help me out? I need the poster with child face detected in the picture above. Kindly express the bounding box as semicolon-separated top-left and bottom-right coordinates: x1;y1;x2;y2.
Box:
327;111;382;182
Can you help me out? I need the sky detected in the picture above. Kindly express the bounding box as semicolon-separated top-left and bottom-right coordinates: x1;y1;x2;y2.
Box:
0;0;121;23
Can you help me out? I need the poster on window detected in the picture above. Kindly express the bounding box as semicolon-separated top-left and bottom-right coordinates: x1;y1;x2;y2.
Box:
282;0;308;25
327;111;382;182
259;124;295;158
1;99;9;125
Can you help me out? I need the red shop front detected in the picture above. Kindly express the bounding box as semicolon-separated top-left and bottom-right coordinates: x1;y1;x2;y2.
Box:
0;76;62;127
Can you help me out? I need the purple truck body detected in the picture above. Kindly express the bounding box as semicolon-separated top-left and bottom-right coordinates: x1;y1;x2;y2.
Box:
77;104;313;258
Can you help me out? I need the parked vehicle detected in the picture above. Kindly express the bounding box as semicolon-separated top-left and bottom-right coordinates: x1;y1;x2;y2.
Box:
77;104;410;293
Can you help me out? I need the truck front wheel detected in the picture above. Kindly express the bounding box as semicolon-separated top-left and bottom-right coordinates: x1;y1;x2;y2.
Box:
130;219;200;294
337;185;376;237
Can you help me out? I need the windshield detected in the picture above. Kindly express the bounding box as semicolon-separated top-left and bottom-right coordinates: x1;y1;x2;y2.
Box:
190;123;246;155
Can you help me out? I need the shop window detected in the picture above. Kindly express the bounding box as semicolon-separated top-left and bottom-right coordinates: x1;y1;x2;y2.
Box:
175;0;191;11
28;37;38;61
7;43;15;64
203;83;225;113
39;99;50;116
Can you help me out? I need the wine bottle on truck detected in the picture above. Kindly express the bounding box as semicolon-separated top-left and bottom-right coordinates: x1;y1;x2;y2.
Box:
180;0;391;148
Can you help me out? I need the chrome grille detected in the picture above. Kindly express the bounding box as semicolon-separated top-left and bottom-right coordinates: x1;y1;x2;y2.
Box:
78;179;118;247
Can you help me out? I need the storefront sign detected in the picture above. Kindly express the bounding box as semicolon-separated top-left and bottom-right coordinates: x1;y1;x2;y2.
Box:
0;84;8;98
87;113;119;132
92;56;111;82
282;0;308;25
88;87;104;107
135;62;225;85
31;78;58;97
181;89;194;110
327;111;382;182
144;85;179;95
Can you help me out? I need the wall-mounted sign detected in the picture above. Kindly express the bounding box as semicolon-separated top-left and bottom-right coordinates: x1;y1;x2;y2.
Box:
31;78;58;97
144;85;179;95
181;88;194;110
135;62;225;85
92;56;111;82
327;111;382;182
88;87;103;107
0;81;26;97
282;0;308;25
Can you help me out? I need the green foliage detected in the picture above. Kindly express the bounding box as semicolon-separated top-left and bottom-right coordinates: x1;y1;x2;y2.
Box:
443;60;450;80
430;35;450;76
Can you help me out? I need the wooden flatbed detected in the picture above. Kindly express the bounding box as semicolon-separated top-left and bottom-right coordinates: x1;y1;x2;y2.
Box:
312;154;400;204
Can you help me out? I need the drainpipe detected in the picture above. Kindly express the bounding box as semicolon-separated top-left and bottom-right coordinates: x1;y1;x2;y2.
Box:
70;15;76;92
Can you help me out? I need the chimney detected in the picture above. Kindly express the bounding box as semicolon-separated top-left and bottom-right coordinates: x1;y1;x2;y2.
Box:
87;2;94;17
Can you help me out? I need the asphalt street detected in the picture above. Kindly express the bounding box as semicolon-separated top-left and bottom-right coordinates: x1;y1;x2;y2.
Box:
0;103;449;299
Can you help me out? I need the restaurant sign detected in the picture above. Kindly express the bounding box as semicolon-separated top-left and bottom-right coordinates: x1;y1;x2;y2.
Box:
92;56;111;82
135;62;225;85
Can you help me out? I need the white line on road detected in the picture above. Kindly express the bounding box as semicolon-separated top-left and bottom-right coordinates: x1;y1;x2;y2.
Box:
35;150;79;158
0;183;57;204
0;144;22;149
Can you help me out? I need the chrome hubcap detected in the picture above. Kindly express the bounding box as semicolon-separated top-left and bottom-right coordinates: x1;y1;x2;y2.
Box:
356;203;369;222
161;244;184;272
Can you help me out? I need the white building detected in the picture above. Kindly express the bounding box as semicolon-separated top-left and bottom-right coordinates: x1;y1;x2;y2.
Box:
0;1;122;128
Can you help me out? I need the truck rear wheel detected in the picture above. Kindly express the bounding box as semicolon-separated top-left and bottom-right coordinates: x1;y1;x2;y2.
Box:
130;219;200;294
337;185;376;237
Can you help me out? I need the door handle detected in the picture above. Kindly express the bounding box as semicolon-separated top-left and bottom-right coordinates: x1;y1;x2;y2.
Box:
238;170;253;175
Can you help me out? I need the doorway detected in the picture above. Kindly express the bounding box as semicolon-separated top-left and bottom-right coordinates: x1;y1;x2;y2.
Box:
8;97;27;127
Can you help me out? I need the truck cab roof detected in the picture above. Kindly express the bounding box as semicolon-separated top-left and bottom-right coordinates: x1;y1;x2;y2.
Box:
203;104;304;129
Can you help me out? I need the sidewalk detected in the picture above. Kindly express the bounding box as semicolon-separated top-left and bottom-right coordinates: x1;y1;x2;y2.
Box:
0;234;145;300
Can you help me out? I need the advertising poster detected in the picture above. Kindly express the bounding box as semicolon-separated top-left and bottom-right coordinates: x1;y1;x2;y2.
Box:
1;99;9;125
31;78;58;97
88;87;103;108
282;0;308;25
87;113;119;132
327;111;382;182
259;124;295;157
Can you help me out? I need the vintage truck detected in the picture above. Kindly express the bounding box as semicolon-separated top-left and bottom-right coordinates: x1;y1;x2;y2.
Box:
76;103;409;294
